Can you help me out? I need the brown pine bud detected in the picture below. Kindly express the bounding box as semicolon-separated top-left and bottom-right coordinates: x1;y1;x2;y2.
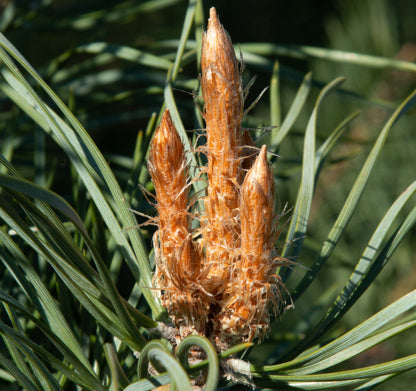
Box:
214;146;281;346
148;109;190;268
201;7;244;295
240;145;275;281
148;109;207;336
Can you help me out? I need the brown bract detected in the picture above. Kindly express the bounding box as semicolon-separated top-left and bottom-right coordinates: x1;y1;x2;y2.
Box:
147;8;291;350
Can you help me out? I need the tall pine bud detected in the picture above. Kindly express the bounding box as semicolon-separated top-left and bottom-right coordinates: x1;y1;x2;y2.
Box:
200;8;244;296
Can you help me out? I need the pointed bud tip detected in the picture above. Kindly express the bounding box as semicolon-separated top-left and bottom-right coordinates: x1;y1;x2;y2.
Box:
159;108;172;129
207;8;222;33
250;145;269;177
205;6;233;51
150;109;183;167
205;7;223;43
201;6;241;105
258;145;268;162
152;110;170;145
209;7;218;22
243;144;273;197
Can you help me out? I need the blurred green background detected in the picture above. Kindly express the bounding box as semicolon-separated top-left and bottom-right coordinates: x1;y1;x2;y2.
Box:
1;0;415;389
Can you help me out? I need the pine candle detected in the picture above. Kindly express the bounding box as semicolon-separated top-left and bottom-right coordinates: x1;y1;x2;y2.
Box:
148;7;290;351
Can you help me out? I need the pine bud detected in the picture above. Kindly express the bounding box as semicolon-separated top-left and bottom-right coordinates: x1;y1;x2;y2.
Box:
201;7;244;295
148;109;207;336
240;145;275;281
148;109;189;266
214;146;281;346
